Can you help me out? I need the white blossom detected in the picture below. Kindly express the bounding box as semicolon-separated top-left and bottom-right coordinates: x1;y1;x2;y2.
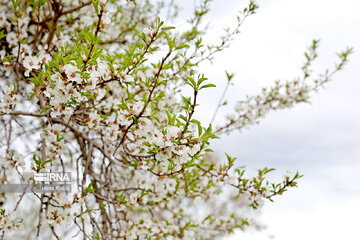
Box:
6;32;17;46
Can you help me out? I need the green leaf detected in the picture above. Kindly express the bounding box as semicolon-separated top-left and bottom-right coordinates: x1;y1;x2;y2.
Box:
225;71;235;81
165;110;176;125
0;30;6;40
56;25;62;37
29;77;40;86
99;112;107;119
162;26;175;31
11;0;18;10
190;119;202;136
92;0;99;14
197;75;208;86
200;83;216;89
95;233;100;240
225;153;236;166
186;77;196;89
175;44;190;50
83;183;96;196
80;92;96;101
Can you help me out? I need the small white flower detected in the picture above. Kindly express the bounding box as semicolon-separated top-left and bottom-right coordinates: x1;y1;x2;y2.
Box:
282;171;291;181
140;195;148;204
63;63;77;75
129;192;138;204
0;12;6;26
234;101;243;113
23;56;40;77
6;32;17;46
48;218;55;225
4;86;12;95
18;17;28;28
124;75;134;82
88;112;101;128
166;179;177;192
164;126;180;140
63;107;73;120
50;110;61;118
37;44;48;52
63;63;82;83
97;60;111;80
128;101;144;115
52;124;64;132
90;70;101;81
143;27;155;39
19;44;32;55
12;94;21;104
225;113;236;121
0;49;6;59
102;12;111;25
39;52;51;64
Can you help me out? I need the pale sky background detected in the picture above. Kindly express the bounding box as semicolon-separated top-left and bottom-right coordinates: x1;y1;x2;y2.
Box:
173;0;360;239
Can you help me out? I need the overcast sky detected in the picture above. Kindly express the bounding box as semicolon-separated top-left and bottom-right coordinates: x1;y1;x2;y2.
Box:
175;0;360;239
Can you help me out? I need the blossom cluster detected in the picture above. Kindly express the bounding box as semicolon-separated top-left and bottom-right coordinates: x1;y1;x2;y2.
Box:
0;209;23;233
222;79;312;132
0;0;350;239
0;85;21;114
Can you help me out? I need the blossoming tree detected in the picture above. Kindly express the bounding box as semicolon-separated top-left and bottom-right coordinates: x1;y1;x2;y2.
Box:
0;0;352;239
